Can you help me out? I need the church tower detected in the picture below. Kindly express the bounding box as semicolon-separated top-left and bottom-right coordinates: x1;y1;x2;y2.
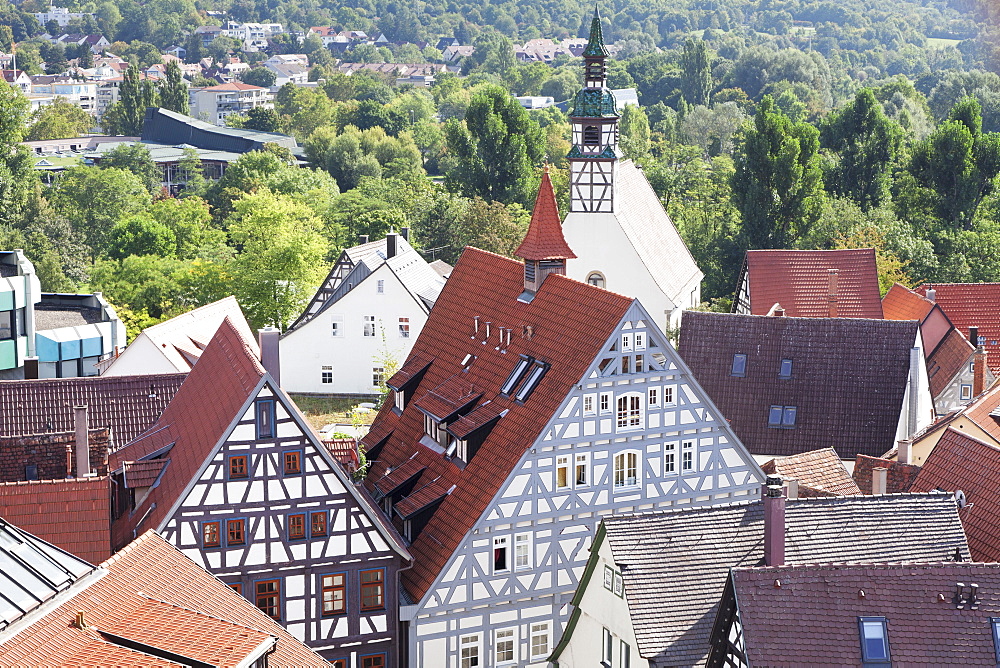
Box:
568;9;621;213
516;167;577;302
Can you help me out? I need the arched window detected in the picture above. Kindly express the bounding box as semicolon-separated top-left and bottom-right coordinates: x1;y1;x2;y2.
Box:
613;451;639;489
587;272;605;288
616;392;642;430
583;125;600;146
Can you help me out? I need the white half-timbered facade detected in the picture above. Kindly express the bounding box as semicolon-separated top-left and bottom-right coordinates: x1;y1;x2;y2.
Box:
110;318;411;667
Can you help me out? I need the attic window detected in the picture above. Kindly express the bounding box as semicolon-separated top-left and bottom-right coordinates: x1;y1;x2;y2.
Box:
858;617;891;664
731;354;747;377
768;405;797;428
501;355;533;395
779;359;793;379
515;361;549;402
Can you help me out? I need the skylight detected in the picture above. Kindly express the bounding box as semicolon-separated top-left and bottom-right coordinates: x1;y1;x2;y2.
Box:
731;354;747;377
515;361;550;402
501;355;533;395
779;358;793;379
768;405;797;428
858;617;890;664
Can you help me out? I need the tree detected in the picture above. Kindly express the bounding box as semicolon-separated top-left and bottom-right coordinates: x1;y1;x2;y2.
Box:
731;95;824;250
49;167;151;256
148;196;224;258
619;104;651;160
240;66;277;88
242;106;281;132
108;213;177;258
100;143;161;194
0;81;38;227
105;65;157;136
821;88;904;211
25;98;94;140
680;38;712;107
159;60;189;114
444;84;544;207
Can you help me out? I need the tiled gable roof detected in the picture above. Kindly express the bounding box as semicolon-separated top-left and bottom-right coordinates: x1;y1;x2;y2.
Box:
0;530;324;665
678;312;918;458
910;427;1000;561
927;327;975;397
514;170;576;261
852;454;921;494
728;562;1000;666
362;247;632;602
742;248;883;318
918;283;1000;373
760;447;860;497
603;493;969;666
960;381;1000;444
0;373;185;446
882;281;934;321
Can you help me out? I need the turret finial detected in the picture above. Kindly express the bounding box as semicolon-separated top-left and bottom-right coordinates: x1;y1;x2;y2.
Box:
583;6;610;58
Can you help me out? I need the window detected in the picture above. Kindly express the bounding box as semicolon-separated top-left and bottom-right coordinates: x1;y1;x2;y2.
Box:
616;393;642;430
858;617;890;664
255;399;275;439
634;332;646;350
321;365;333;384
584;125;600;145
681;441;695;472
501;356;533;395
493;535;510;573
599;392;612;414
664;385;676;406
530;623;549;659
332;660;347;668
255;579;281;620
424;413;448;447
604;566;614;590
664;442;676;474
321;573;346;616
991;618;1000;661
460;635;479;668
515;361;549;402
514;533;531;570
227;518;245;545
495;628;516;664
360;569;385;611
613;571;624;597
621;333;633;352
311;511;327;537
961;384;973;400
620;356;631;374
202;521;221;548
376;279;384;294
779;358;793;379
284;451;301;475
360;654;385;668
603;628;613;665
583;394;596;416
648;387;659;407
330;315;343;337
0;310;13;340
731;353;747;377
372;366;385;387
228;582;242;595
364;315;376;337
287;513;306;540
587;272;605;288
768;405;797;428
228;455;248;479
575;453;590;487
556;455;570;489
613;451;639;489
399;317;410;338
619;640;630;668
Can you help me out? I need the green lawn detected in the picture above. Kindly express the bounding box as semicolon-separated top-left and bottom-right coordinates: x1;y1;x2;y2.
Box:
288;394;378;431
926;37;962;48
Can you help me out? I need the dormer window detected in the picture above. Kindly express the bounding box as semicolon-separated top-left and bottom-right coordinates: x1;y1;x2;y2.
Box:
424;413;449;447
858;617;890;665
584;125;600;145
501;355;534;396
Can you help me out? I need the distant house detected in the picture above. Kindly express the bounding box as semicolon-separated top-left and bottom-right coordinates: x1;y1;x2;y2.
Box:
266;53;309;67
1;69;31;94
678;311;934;459
442;45;474;61
551;489;969;667
916;282;1000;375
33;5;91;27
734;248;884;318
899;380;1000;465
194;25;224;47
165;44;186;59
708;562;1000;666
188;81;273;126
279;231;444;396
264;60;309;86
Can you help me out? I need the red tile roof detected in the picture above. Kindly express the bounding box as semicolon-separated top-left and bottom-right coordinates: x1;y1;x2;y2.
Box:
122;459;168;488
0;477;110;564
394;477;450;519
910;427;1000;561
918;283;1000;373
362;247;632;602
0;531;325;666
726;562;1000;666
927;327;975;397
882;282;934;321
741;249;883;318
960;381;1000;444
322;438;360;470
199;81;266;91
760;448;860;497
852;454;921;494
514;170;576;261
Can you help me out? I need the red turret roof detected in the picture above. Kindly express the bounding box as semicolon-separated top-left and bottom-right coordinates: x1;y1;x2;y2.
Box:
515;170;577;261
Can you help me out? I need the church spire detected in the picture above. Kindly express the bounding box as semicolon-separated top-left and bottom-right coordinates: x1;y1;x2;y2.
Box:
517;168;576;299
582;7;610;87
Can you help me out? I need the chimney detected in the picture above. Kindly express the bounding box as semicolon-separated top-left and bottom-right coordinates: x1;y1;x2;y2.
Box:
358;234;369;245
974;344;988;397
22;356;38;380
763;475;785;566
827;269;839;318
473;316;479;335
785;478;798;499
400;227;410;241
970;326;980;347
872;467;888;495
74;405;90;478
257;327;280;386
898;439;912;465
926;287;936;302
386;231;398;259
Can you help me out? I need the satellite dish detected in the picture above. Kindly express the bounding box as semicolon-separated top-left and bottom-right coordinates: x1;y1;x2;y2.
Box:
955;490;968;508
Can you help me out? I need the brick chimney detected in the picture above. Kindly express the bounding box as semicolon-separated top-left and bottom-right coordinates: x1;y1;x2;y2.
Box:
872;467;888;495
358;234;369;244
763;475;785;566
74;405;90;478
258;327;280;386
827;269;839;318
974;343;988;397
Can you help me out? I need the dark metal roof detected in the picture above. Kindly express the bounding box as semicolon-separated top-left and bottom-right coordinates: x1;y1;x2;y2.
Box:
140;107;300;154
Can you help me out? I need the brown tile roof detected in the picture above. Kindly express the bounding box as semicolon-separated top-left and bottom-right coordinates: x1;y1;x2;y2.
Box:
741;248;883;318
727;563;1000;666
918;283;1000;373
0;531;325;666
122;459;168;488
413;374;482;421
0;477;111;564
394;477;450;519
373;455;425;497
960;381;1000;444
882;282;934;321
602;493;969;666
0;373;185;447
514;170;576;261
910;427;1000;561
387;353;433;389
852;454;921;494
322;438;360;470
362;247;632;602
760;447;861;497
447;402;506;439
927;327;975;397
678;312;918;458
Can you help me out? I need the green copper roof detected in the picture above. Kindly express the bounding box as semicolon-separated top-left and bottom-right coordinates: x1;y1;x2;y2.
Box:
583;9;610;58
572;87;618;118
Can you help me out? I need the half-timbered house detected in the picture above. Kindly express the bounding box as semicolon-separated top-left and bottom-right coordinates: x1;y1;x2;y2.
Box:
109;317;412;666
361;172;764;667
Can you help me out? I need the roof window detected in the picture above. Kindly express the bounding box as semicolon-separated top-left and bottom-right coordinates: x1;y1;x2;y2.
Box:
501;355;533;396
515;361;549;402
991;618;1000;662
731;353;747;377
779;358;793;379
768;405;797;428
858;617;890;665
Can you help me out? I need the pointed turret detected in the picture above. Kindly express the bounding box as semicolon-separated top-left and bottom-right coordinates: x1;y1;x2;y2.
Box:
517;169;576;299
583;7;610;60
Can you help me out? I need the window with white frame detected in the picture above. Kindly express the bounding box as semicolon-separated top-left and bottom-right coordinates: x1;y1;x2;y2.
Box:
493;536;510;573
330;315;343;337
376;279;384;294
616;393;642;430
681;440;695;472
575;453;590;487
363;315;376;337
398;317;410;338
494;628;516;664
372;367;385;388
529;623;549;659
634;332;646;350
619;640;630;668
321;365;333;384
648;386;659;407
621;333;632;352
460;634;480;668
664;442;677;474
664;385;676;406
555;455;570;489
583;394;596;416
514;533;531;570
961;384;973;400
613;451;639;489
599;392;612;414
634;354;643;373
603;628;613;665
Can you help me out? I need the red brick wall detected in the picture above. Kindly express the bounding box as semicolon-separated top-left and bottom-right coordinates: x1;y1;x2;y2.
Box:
0;429;110;482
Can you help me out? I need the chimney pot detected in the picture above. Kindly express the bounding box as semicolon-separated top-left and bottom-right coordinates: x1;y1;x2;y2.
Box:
473;316;480;335
898;439;912;465
927;287;936;302
74;405;90;478
23;356;38;380
400;227;410;241
970;326;979;347
257;327;281;386
386;232;398;259
763;475;786;566
358;234;369;244
872;467;888;495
